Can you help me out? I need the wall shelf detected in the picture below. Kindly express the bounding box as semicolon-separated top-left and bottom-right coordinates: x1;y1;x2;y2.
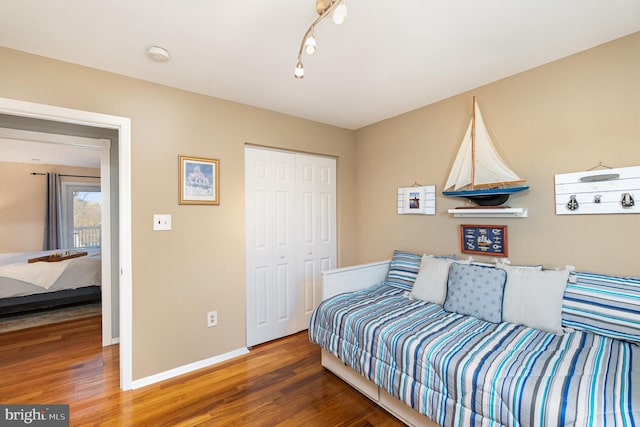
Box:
448;208;528;218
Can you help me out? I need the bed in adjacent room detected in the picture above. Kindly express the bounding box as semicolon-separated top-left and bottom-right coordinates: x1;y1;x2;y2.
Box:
0;250;101;316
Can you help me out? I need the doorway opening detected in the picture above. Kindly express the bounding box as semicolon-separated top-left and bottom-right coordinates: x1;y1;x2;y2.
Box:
0;97;133;390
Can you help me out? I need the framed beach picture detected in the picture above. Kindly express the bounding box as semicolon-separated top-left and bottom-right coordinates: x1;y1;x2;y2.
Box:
397;185;436;215
459;224;508;257
179;155;219;205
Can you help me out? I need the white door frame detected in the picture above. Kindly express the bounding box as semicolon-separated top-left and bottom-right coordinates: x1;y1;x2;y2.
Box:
0;96;133;390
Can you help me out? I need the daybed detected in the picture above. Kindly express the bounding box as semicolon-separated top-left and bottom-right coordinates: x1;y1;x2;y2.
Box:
0;250;101;316
310;250;639;426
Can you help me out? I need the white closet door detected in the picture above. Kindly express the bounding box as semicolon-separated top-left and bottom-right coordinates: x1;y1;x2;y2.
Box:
245;148;297;347
296;154;336;327
245;147;336;347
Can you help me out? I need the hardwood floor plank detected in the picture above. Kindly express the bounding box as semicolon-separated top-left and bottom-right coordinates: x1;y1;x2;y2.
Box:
1;316;406;426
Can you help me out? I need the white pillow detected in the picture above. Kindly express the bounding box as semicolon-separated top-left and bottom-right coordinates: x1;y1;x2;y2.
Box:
495;258;543;269
411;255;463;305
501;264;569;334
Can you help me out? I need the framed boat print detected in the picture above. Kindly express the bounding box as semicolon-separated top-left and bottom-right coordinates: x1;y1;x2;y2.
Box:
459;224;508;257
179;155;219;205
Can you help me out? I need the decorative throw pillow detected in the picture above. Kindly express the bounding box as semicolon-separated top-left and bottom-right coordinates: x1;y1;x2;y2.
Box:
443;263;507;323
501;265;568;334
562;272;640;343
411;255;456;305
385;250;422;290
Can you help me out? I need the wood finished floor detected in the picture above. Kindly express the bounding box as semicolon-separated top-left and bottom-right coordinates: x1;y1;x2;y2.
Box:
0;316;405;426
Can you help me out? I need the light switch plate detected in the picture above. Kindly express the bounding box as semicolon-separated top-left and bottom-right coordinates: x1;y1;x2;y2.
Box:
153;214;172;231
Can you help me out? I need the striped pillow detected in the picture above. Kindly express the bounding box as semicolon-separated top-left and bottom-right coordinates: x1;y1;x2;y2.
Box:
562;272;640;343
385;250;422;290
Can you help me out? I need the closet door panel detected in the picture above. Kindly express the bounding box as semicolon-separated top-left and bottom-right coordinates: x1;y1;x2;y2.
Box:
246;148;296;347
246;147;336;347
296;154;336;322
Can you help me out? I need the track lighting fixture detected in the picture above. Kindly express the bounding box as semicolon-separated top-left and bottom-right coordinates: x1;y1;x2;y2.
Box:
294;61;305;79
332;2;347;25
294;0;348;79
304;30;317;55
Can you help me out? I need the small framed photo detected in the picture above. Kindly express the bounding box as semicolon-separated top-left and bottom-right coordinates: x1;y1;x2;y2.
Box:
459;224;508;257
179;155;219;205
397;185;436;215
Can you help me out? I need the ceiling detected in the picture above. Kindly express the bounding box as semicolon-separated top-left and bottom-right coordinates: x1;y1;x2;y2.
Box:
0;0;638;132
0;129;102;168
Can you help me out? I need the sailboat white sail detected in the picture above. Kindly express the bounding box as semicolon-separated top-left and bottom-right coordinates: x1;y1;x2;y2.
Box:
443;97;528;205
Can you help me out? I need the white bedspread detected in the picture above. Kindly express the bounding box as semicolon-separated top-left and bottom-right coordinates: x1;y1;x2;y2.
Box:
0;259;74;289
0;250;101;295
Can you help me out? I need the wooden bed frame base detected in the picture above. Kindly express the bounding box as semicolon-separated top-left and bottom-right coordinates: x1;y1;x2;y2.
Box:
320;261;438;427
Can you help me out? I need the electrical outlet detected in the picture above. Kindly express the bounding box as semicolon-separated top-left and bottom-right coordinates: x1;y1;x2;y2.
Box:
207;310;218;327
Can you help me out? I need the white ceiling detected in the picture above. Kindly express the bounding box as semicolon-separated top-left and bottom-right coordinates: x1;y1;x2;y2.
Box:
0;0;638;132
0;129;102;168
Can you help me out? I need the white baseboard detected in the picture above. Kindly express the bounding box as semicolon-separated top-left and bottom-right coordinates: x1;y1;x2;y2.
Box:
131;347;249;389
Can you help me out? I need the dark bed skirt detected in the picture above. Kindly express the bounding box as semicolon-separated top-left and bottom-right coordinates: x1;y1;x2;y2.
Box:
0;287;102;316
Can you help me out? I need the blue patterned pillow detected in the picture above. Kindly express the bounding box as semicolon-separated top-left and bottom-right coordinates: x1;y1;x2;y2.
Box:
562;272;640;343
444;263;507;323
385;250;422;290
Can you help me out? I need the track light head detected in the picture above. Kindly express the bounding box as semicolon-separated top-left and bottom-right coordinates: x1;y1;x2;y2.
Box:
304;32;317;55
332;3;347;25
294;61;305;79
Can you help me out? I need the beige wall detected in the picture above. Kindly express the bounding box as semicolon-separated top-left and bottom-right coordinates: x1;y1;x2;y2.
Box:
0;161;100;253
354;32;639;277
0;47;357;380
0;31;637;381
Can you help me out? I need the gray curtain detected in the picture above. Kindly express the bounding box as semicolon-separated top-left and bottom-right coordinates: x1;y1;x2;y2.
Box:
44;172;62;250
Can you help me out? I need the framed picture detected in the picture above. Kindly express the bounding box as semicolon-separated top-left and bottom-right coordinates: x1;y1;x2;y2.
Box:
179;155;219;205
459;224;508;257
397;185;436;215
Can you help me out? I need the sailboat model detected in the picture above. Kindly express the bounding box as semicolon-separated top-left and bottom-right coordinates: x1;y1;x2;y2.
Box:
442;97;529;206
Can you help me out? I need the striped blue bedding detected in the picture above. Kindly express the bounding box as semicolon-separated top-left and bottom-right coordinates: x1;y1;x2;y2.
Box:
309;282;640;427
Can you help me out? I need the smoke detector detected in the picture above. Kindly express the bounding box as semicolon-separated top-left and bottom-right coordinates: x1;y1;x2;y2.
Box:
146;46;171;63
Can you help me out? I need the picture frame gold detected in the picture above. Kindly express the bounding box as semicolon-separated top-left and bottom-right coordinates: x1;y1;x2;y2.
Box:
179;155;219;205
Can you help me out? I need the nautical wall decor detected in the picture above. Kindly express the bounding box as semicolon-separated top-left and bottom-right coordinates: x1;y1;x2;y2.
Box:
554;165;640;215
397;185;436;215
442;97;528;206
459;224;508;257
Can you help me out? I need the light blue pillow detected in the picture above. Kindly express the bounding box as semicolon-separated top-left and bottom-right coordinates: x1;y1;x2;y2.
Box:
562;272;640;343
444;263;507;323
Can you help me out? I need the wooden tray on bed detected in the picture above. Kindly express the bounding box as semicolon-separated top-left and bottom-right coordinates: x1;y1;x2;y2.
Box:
28;252;88;263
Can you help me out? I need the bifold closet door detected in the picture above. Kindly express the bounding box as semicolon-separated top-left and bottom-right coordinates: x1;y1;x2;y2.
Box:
296;153;336;328
245;147;336;347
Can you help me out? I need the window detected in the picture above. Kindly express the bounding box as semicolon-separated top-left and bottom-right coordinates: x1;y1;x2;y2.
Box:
61;182;102;249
